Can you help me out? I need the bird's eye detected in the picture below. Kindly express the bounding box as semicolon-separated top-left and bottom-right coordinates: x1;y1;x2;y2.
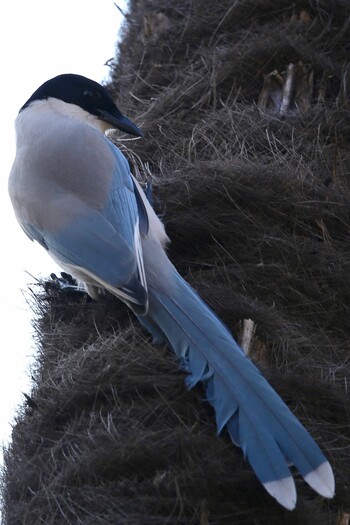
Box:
82;90;101;103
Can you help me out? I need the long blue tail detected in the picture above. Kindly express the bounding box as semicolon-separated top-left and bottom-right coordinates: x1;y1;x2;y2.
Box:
138;267;334;509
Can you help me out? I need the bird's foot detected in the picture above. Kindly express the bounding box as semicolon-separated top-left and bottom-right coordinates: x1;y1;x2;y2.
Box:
44;272;86;296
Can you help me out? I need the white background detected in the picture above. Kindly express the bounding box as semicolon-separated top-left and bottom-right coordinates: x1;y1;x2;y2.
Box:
0;0;126;456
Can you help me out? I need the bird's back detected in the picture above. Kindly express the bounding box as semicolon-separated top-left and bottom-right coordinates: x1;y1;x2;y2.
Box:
9;99;116;234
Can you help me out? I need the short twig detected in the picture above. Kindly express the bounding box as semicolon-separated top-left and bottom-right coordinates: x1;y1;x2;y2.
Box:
240;319;256;357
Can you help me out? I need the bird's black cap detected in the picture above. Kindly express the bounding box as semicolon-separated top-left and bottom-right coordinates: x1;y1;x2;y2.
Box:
20;73;143;137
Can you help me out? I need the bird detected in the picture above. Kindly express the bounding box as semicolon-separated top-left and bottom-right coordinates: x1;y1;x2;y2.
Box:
8;73;335;510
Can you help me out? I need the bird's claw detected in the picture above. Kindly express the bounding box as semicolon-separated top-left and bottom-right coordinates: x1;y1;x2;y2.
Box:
44;272;85;295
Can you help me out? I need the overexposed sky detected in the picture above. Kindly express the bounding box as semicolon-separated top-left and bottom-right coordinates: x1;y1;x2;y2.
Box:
0;0;127;450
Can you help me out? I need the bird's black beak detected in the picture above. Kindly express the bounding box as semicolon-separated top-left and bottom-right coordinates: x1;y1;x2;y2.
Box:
96;108;143;137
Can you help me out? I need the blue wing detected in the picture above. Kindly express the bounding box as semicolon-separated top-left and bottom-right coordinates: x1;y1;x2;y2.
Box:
23;138;149;313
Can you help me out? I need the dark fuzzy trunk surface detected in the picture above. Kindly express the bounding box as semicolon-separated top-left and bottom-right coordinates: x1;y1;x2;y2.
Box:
2;1;350;523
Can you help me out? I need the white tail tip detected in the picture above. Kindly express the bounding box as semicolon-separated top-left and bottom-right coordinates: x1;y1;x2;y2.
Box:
264;476;296;510
304;461;335;499
263;462;334;509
